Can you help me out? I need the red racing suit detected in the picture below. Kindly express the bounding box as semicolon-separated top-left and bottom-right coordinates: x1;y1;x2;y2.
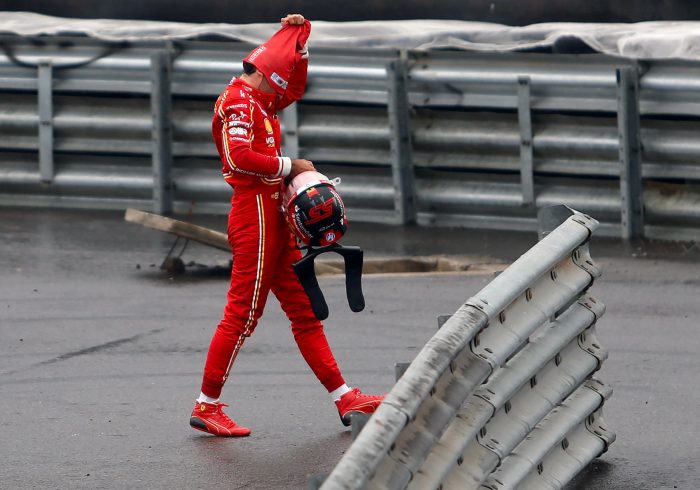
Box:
200;72;346;399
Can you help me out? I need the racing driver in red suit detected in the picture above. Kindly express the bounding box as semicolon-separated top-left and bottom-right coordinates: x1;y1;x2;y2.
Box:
190;14;384;437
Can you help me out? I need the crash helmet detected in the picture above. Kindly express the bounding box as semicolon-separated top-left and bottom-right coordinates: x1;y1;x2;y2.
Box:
283;170;348;246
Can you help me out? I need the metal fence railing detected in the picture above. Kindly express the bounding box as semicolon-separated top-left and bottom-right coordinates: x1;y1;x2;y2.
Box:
318;207;614;490
2;35;700;239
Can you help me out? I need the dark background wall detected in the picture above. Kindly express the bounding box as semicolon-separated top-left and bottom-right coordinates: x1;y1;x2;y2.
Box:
2;0;700;25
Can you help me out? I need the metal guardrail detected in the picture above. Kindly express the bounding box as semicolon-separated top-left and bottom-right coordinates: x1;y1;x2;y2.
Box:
1;36;700;239
319;207;614;490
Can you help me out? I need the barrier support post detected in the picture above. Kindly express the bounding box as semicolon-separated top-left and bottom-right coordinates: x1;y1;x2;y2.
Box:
616;66;644;240
282;102;300;159
386;54;417;225
38;60;54;183
517;76;535;207
151;46;174;215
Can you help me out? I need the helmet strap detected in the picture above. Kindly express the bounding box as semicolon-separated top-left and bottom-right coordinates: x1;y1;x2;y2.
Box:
292;243;365;320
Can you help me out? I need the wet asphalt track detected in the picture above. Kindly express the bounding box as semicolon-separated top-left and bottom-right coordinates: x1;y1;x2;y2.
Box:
1;208;700;489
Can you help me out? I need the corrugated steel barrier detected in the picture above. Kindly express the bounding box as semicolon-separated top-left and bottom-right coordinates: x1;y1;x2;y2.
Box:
318;207;614;490
1;35;700;239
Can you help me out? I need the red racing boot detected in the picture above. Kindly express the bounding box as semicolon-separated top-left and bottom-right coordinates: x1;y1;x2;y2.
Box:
336;388;385;426
189;401;251;437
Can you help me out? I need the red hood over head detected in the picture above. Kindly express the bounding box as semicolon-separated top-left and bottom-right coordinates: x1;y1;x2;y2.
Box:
243;20;311;96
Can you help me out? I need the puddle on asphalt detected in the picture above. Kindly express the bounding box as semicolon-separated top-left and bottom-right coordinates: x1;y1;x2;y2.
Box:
149;255;507;279
314;256;507;276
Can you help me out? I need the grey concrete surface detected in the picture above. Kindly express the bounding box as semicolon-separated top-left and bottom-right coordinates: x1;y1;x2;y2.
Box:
1;208;699;489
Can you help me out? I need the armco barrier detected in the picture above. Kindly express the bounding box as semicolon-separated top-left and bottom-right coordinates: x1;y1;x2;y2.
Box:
2;35;700;240
319;208;614;490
